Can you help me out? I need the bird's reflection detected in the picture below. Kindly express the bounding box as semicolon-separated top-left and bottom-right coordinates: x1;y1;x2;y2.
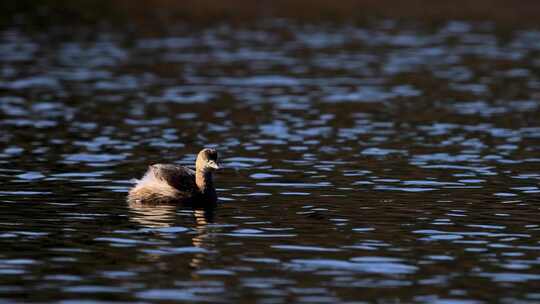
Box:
128;201;178;228
190;208;214;269
127;201;217;270
128;201;216;227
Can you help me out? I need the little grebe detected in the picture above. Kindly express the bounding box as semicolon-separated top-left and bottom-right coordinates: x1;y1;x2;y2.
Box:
128;148;220;205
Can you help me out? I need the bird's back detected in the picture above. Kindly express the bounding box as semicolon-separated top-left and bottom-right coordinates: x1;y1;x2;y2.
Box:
150;164;197;192
127;163;197;204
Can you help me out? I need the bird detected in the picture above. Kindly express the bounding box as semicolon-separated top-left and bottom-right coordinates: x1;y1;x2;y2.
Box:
127;148;220;205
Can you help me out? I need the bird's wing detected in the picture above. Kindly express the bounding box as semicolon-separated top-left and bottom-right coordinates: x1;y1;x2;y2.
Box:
151;164;196;192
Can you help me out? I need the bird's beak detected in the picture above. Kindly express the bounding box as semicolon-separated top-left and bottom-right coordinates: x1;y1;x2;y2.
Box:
208;161;220;170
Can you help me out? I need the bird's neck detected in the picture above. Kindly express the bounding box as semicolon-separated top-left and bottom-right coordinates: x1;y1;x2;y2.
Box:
196;169;215;197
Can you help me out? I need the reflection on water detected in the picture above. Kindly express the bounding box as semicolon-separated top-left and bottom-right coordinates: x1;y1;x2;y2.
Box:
128;201;217;279
128;201;178;228
1;20;540;303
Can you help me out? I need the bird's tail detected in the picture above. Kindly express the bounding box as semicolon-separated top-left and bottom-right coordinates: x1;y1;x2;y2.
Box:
127;173;180;204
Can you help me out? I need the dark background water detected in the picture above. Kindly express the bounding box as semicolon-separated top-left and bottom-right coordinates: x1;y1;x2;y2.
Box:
1;2;540;303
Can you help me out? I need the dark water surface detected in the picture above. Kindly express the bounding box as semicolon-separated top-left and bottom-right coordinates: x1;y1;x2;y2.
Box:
1;21;540;303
